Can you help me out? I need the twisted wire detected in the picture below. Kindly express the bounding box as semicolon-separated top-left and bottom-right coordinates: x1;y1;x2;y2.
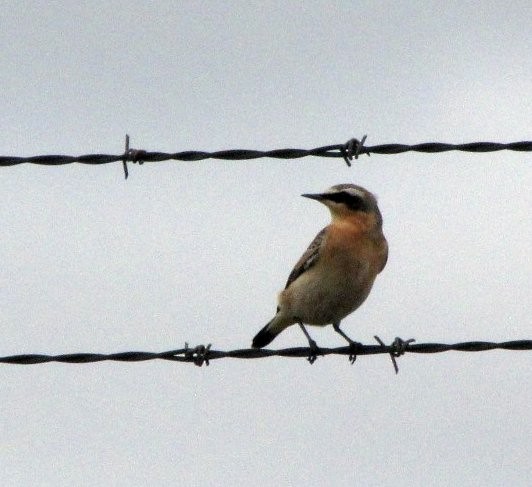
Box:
2;339;530;368
1;140;530;167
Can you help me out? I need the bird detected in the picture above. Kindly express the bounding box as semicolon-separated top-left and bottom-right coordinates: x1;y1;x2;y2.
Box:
251;183;388;362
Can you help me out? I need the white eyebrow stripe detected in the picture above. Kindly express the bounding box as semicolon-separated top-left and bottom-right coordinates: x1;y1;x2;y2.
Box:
348;188;366;199
325;185;370;202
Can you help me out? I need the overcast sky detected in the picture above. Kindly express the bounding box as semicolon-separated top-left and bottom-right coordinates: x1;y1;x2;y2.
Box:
1;2;531;486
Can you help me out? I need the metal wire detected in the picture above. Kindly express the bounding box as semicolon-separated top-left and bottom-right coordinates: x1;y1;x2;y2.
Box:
1;339;530;373
1;139;530;168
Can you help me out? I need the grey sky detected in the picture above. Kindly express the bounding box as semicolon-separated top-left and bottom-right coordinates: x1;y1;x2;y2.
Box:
1;2;531;486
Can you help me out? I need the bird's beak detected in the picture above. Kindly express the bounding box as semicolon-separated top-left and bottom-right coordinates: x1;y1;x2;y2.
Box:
301;192;327;201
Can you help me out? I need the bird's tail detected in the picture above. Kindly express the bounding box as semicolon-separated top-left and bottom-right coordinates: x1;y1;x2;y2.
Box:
252;313;292;348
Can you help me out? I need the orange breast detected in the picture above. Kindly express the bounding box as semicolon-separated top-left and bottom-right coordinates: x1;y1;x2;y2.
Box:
325;216;388;275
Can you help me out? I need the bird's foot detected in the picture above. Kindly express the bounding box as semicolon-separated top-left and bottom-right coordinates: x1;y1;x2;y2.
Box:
307;339;321;365
297;321;321;364
347;341;363;365
332;322;362;364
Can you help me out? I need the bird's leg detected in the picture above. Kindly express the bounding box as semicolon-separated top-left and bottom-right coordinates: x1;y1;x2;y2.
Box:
333;322;362;365
298;322;320;364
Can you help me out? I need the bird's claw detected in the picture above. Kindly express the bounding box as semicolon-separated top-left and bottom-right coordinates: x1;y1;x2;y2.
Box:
307;339;320;364
347;341;363;365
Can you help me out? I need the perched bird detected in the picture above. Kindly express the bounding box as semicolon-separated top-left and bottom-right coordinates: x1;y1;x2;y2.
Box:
251;184;388;362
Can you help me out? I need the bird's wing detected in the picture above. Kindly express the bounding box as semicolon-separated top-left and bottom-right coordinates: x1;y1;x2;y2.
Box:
284;227;327;289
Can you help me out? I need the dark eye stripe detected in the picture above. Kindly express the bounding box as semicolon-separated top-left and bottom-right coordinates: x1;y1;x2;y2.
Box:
326;191;367;211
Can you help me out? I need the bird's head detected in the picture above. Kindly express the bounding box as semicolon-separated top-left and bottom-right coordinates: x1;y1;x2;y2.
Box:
302;184;383;228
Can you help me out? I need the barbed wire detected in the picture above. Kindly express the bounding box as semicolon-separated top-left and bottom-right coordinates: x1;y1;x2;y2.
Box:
1;338;530;374
1;136;530;179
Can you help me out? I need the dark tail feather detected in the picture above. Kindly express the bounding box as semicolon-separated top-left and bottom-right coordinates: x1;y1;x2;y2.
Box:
252;321;279;348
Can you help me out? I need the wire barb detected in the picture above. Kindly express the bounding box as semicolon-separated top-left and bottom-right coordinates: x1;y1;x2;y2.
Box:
341;135;369;166
122;134;130;179
374;336;415;374
122;134;147;179
184;343;211;367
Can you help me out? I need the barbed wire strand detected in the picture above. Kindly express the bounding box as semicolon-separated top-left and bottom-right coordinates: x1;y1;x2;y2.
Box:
1;338;530;374
1;136;530;180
